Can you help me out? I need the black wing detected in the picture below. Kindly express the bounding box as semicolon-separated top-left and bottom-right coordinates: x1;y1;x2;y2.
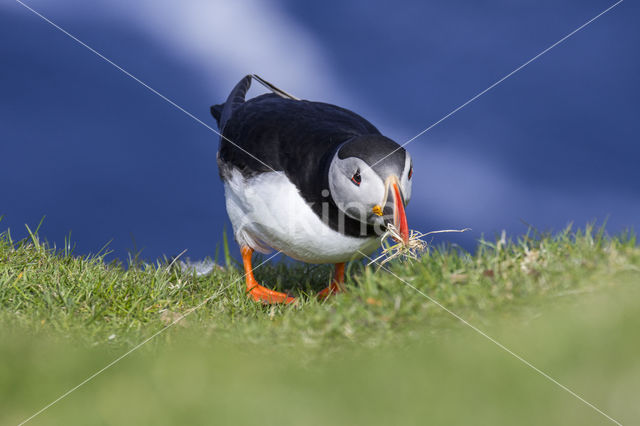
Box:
211;75;380;182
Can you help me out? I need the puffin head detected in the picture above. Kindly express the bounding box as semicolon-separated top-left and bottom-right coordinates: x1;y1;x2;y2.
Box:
327;134;412;243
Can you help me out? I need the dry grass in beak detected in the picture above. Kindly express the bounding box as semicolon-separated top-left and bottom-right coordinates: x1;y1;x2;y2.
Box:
368;224;471;267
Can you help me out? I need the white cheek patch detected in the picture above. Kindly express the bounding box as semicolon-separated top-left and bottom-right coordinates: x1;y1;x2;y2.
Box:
400;152;412;205
328;154;385;220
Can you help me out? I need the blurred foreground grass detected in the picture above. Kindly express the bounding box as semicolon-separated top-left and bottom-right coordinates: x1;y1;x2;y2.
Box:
0;224;638;425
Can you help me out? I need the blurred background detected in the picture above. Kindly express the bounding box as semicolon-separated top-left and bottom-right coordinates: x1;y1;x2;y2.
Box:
1;0;638;262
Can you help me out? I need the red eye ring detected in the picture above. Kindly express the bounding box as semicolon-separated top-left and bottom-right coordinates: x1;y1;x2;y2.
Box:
351;170;361;186
408;166;413;180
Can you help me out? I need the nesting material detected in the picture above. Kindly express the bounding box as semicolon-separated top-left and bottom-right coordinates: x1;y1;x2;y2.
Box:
368;224;471;267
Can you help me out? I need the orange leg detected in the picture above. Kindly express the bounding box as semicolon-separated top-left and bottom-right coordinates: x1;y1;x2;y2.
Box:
317;262;345;300
242;246;295;304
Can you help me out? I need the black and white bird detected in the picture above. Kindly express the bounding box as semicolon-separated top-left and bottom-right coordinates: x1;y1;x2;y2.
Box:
211;75;413;304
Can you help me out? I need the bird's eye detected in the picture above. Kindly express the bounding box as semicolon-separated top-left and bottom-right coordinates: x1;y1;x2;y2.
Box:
408;165;413;180
351;169;361;186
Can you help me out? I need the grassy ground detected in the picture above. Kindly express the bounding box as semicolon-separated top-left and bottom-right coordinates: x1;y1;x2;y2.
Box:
0;224;638;425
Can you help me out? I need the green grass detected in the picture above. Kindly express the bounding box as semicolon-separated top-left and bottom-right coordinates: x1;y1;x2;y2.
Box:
1;223;639;425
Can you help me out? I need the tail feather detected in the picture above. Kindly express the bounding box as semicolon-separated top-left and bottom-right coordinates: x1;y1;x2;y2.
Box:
251;74;300;100
210;75;252;131
210;74;299;130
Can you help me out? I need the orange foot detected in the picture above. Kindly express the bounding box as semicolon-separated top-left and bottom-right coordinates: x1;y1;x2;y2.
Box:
317;262;345;300
242;246;295;304
247;282;296;304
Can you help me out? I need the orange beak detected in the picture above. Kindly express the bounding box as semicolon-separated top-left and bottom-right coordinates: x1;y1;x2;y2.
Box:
391;181;409;244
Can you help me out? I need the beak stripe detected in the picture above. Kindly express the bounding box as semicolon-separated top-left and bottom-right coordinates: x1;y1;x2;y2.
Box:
392;182;409;244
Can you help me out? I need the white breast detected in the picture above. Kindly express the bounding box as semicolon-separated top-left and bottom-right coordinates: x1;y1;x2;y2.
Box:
223;169;380;264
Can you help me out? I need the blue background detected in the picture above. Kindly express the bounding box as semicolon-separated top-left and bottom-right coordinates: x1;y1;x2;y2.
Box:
1;0;638;262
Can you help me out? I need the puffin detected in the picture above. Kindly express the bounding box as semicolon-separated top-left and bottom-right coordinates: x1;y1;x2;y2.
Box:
210;75;413;304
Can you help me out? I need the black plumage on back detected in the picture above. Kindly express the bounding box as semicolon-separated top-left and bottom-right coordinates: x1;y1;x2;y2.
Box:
212;75;379;183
